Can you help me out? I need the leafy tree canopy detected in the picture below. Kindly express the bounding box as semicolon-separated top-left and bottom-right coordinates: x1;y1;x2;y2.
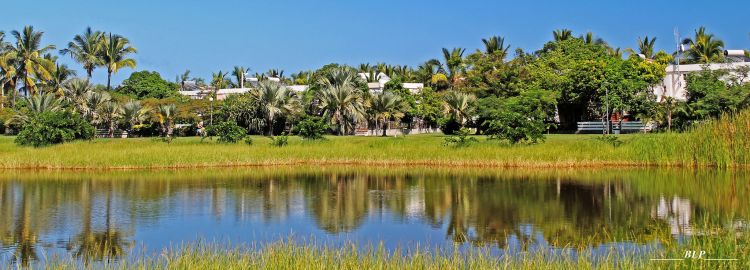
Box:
117;71;179;99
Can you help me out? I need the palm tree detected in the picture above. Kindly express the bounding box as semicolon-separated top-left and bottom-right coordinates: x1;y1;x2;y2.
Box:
211;71;229;89
317;85;366;135
98;101;123;137
441;47;466;85
553;29;573;42
581;32;606;46
62;78;93;114
60;27;104;78
10;26;56;96
157;104;177;141
84;91;112;124
8;94;63;126
482;36;511;58
0;49;18;107
682;27;725;64
121;100;150;134
232;66;249;88
251;81;300;135
627;36;657;59
100;33;137;90
443;91;476;128
48;63;77;96
370;92;404;136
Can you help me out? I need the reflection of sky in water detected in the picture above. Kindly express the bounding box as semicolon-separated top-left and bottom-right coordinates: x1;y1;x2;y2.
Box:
0;169;747;266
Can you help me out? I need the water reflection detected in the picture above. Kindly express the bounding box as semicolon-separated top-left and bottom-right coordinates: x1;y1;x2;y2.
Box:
0;167;747;265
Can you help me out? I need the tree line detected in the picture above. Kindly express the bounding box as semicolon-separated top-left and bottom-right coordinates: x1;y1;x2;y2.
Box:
2;25;749;147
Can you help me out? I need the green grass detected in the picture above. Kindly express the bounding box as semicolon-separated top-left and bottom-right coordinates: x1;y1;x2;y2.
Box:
0;134;652;169
0;109;748;169
28;230;750;270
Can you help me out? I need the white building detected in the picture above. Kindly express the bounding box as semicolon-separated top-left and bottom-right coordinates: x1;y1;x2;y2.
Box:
358;72;424;94
654;49;750;101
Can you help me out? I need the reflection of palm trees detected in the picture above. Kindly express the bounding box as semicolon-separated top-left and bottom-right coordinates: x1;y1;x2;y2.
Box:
12;189;37;267
306;174;368;233
68;181;130;263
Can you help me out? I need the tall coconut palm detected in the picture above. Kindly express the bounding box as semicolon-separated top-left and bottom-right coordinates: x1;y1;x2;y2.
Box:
232;66;249;88
682;27;725;64
317;84;366;135
60;27;104;78
251;81;300;135
98;101;123;137
100;33;137;90
0;50;18;107
482;36;511;59
441;47;465;85
553;29;573;42
62;78;93;114
581;32;606;46
370;92;404;136
317;66;360;89
10;26;56;96
628;36;657;59
122;100;150;134
157;104;177;140
211;71;229;89
47;63;77;96
443;91;476;128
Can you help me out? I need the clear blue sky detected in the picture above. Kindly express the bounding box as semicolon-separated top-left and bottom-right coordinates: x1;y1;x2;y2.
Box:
3;0;749;86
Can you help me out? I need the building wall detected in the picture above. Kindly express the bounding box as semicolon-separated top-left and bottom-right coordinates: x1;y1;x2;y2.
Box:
653;62;750;101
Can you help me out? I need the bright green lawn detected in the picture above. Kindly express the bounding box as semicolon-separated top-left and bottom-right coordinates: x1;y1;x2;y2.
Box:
0;133;693;169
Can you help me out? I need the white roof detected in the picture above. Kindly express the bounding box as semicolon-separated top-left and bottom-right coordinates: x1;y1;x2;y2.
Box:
287;85;309;92
217;88;252;95
666;62;750;73
402;83;424;89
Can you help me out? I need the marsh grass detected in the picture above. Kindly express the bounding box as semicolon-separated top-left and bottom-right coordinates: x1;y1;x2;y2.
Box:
0;110;747;169
22;229;750;270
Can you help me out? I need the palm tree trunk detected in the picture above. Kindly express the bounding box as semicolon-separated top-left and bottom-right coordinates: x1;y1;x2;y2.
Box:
107;70;112;91
382;119;387;136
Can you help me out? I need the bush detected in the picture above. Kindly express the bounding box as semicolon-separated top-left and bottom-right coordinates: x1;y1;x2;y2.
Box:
244;136;253;145
208;121;246;143
595;135;623;147
443;128;478;147
294;116;328;140
270;133;289;147
438;117;461;135
15;110;95;147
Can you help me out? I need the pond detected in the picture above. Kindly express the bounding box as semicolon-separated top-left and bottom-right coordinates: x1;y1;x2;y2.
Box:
0;167;748;266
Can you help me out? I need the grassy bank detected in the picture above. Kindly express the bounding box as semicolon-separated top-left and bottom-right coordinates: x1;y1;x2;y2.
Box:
0;110;747;169
28;231;750;270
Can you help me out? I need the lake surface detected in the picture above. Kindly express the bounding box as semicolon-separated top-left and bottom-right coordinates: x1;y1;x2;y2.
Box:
0;167;748;266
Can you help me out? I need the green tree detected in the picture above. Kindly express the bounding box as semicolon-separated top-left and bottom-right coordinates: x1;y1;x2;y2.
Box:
10;26;56;95
47;63;76;95
370;92;405;136
100;33;137;90
443;91;476;128
250;81;300;135
117;71;179;99
232;66;249;88
483;89;557;144
60;27;104;78
682;27;725;64
317;83;366;135
15;110;94;147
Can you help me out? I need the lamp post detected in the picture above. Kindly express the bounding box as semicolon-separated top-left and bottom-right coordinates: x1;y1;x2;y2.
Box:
209;97;214;126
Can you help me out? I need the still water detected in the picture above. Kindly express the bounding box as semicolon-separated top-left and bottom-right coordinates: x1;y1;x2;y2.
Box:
0;167;747;265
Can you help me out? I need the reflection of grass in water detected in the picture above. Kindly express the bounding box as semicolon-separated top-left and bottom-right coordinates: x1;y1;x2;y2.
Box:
33;230;750;269
0;110;747;169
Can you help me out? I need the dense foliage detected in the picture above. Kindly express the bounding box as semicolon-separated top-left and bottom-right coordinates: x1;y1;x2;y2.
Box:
209;121;246;143
15;110;94;147
117;71;180;99
294;116;328;140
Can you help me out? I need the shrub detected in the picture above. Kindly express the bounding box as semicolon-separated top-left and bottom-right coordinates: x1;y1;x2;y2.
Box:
294;116;328;140
244;136;253;145
270;133;289;147
438;117;462;135
443;128;478;147
15;110;95;147
209;121;246;143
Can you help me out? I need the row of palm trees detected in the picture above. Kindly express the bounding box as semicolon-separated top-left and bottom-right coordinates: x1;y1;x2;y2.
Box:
0;26;137;107
9;78;177;138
